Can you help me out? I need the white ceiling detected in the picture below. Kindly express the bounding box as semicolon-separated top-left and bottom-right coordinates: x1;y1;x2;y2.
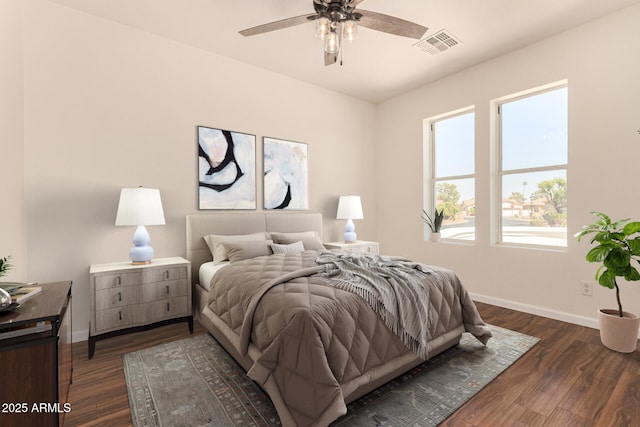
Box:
49;0;640;103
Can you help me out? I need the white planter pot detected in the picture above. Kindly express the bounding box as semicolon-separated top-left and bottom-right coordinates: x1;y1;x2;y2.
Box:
429;232;441;242
598;309;640;353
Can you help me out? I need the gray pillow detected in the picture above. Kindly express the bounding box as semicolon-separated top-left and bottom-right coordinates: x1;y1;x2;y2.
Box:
204;232;268;264
222;240;272;263
271;232;325;250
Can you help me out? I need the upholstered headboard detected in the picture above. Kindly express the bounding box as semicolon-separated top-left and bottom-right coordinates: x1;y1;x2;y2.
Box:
186;212;323;286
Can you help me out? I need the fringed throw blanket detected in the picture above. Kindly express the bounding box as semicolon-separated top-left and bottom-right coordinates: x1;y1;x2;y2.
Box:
316;252;434;359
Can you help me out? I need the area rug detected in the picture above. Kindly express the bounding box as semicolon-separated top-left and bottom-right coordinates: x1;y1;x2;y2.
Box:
123;325;539;426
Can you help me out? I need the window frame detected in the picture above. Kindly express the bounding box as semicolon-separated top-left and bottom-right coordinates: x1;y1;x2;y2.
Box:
424;106;475;242
493;81;568;249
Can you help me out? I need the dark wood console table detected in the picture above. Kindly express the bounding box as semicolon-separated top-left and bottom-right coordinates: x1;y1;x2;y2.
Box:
0;281;72;427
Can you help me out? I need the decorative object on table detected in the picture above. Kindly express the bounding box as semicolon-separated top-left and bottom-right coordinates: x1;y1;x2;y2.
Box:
575;211;640;353
423;208;444;242
263;137;308;210
336;195;363;243
123;325;538;427
8;286;42;304
198;126;256;210
115;187;166;264
0;288;11;311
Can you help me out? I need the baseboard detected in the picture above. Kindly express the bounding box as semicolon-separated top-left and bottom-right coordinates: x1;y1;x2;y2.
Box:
470;292;599;330
471;292;640;340
72;328;89;344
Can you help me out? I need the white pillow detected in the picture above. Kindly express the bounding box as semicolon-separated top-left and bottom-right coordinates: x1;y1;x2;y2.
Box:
270;241;305;254
203;232;268;264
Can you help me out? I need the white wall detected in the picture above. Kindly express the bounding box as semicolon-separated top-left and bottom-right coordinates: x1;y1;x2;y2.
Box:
0;0;27;282
375;4;640;329
20;0;377;341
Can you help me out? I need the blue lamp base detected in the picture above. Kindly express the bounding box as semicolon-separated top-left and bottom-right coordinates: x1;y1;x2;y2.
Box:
343;219;357;243
129;225;154;264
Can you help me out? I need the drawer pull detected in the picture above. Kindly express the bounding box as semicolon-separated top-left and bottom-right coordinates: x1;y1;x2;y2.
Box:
118;292;122;302
165;270;170;279
166;285;170;294
119;311;122;321
116;276;122;285
166;302;170;312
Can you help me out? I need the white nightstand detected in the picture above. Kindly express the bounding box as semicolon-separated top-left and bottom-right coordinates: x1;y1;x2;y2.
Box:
88;257;192;358
324;240;379;254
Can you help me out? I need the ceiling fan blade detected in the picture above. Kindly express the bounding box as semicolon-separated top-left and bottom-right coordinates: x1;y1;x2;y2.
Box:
239;13;316;37
357;9;427;39
324;50;338;66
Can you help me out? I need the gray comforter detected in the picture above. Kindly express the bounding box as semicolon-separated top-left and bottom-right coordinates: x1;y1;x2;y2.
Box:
204;250;491;427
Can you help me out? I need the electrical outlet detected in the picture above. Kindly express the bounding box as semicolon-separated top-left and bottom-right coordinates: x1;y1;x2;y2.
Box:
579;280;593;296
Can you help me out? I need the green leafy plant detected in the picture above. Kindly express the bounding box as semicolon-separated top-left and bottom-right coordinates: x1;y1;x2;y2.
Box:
0;256;12;278
575;212;640;317
422;208;445;233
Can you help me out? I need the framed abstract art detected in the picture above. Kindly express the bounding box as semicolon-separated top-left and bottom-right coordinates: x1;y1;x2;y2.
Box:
263;137;308;210
198;126;256;209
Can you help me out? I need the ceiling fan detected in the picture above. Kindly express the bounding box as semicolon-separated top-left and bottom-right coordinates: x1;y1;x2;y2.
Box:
239;0;428;66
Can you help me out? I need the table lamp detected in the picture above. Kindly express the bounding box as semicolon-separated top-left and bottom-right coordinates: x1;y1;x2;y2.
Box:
115;187;165;264
336;195;363;243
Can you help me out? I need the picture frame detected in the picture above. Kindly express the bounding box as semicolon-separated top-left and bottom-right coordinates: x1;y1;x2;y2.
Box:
198;126;256;210
263;137;308;210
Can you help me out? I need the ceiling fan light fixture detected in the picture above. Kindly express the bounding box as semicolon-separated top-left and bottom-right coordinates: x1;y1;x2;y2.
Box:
315;16;330;39
342;19;357;43
324;29;340;54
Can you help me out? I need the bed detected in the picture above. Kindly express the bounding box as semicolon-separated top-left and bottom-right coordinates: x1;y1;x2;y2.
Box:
186;212;491;427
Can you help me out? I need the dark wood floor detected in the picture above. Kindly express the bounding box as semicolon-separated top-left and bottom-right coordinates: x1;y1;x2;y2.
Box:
64;303;640;426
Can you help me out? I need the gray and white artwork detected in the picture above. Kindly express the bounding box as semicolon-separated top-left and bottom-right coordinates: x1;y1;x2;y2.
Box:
198;126;256;209
263;137;308;210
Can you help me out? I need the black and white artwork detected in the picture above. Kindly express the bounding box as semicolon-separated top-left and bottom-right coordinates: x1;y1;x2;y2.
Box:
198;126;256;210
263;137;308;210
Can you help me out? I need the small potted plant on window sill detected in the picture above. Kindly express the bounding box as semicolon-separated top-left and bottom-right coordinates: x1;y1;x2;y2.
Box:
575;212;640;353
423;208;445;242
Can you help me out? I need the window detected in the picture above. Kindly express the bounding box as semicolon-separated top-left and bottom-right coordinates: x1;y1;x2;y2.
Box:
425;109;475;241
497;84;568;247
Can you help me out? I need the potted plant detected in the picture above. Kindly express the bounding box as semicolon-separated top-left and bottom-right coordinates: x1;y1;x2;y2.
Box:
575;212;640;353
422;208;444;242
0;256;12;279
0;256;12;310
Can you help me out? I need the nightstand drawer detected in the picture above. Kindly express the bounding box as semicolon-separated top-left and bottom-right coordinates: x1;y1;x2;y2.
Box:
95;286;137;310
144;266;188;283
135;297;189;323
94;272;143;290
324;241;380;254
95;306;134;333
141;279;188;303
348;243;378;253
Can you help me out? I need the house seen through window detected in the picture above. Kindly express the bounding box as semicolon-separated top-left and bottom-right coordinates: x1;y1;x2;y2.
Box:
497;84;568;247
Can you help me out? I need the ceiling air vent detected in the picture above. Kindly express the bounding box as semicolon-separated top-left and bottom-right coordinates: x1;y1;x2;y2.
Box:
414;30;461;55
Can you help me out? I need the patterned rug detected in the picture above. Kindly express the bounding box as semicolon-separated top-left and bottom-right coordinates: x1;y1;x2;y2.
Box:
123;325;539;426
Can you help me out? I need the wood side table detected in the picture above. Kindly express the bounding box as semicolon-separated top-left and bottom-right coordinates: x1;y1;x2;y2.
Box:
0;281;72;427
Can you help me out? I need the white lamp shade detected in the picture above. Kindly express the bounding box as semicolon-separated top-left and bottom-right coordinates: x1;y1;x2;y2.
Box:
336;195;363;220
115;187;165;226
